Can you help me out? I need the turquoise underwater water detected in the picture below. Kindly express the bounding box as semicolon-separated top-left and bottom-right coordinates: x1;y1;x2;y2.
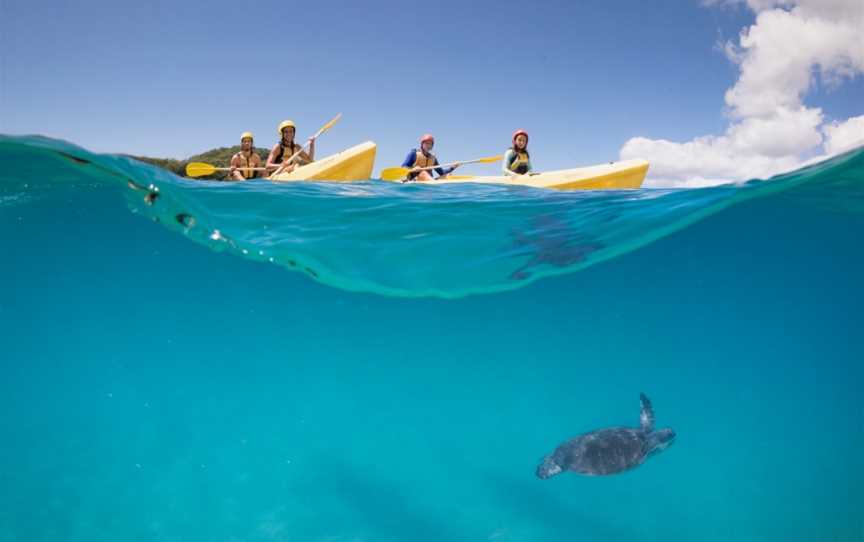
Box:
0;135;863;541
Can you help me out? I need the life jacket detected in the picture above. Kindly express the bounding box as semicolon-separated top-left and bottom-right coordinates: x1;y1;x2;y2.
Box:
234;151;257;179
273;141;301;164
507;150;530;174
408;149;437;179
414;149;437;168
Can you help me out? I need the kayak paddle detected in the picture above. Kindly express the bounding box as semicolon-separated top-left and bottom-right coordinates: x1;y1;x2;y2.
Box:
185;162;271;178
379;155;502;181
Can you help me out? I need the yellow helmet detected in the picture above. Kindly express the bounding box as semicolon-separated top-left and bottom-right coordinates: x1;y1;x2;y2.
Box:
240;131;254;142
277;120;296;136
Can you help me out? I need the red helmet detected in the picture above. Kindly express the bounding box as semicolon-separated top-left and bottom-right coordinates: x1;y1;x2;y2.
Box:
512;129;529;145
420;133;435;145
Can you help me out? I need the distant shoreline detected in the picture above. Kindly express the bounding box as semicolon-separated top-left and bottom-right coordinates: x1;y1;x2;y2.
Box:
127;145;269;179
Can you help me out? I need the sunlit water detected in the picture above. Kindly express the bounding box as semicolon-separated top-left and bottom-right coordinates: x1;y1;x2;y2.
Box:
1;135;862;541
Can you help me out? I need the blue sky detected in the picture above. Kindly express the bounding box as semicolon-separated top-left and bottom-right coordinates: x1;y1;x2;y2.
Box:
1;0;861;174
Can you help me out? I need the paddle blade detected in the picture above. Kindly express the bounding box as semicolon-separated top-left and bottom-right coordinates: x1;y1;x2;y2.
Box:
185;162;217;177
379;167;409;181
478;155;503;163
316;113;342;137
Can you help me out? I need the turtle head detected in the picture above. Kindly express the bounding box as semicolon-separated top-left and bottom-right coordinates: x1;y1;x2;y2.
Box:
535;456;564;479
646;427;676;457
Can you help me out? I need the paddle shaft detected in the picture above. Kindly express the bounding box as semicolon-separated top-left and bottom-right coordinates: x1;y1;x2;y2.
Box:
412;157;486;173
208;166;271;172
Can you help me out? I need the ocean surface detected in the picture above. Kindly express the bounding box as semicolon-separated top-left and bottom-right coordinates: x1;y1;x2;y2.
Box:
1;135;862;541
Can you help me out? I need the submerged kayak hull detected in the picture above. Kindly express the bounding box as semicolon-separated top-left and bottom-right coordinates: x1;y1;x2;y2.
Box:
270;141;376;182
386;159;649;190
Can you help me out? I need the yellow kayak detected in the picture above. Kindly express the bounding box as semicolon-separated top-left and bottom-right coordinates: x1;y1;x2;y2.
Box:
270;141;376;182
386;159;649;190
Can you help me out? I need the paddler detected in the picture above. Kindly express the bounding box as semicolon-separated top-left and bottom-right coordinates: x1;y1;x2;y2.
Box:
228;132;263;181
401;134;459;181
503;129;533;176
266;120;315;174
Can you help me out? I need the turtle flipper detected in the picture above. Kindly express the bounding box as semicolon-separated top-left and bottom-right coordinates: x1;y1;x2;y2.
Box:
639;393;655;431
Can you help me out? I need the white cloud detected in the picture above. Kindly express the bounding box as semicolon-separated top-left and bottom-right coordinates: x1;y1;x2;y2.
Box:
623;0;864;187
823;115;864;155
705;0;863;22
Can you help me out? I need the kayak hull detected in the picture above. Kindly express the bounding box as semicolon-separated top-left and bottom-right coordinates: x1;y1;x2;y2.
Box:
386;159;649;190
270;141;376;182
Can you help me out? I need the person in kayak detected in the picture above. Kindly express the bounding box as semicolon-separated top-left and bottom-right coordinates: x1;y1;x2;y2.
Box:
266;120;315;174
504;129;533;176
402;134;459;181
228;132;262;180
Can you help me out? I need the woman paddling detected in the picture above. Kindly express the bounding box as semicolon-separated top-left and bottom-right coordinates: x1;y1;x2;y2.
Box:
402;134;459;181
266;120;315;174
504;129;533;176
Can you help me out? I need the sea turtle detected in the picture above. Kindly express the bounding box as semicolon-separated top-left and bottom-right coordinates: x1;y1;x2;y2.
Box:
536;393;675;478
